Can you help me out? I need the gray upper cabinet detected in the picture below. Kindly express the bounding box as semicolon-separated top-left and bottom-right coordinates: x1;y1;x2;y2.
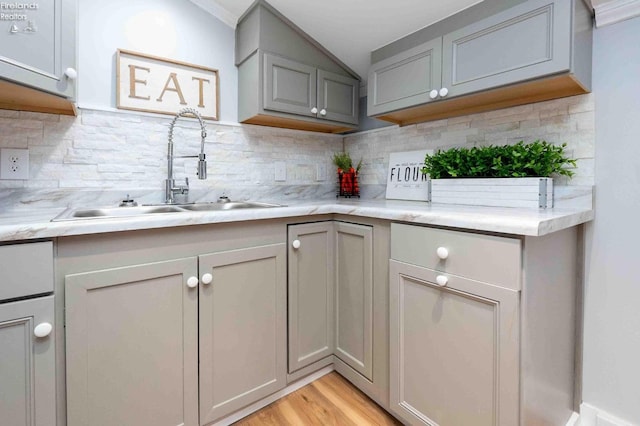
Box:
368;38;442;117
264;54;317;118
0;0;76;100
368;0;592;125
442;0;572;98
237;0;360;133
0;296;56;426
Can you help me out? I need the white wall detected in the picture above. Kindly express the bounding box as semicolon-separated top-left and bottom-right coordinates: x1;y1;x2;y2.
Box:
77;0;238;123
583;15;640;425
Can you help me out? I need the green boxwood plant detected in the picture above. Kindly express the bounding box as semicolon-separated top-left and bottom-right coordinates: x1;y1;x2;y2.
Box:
421;140;577;179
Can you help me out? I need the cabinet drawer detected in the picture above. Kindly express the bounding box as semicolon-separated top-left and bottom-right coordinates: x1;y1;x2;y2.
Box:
390;223;520;290
0;242;54;301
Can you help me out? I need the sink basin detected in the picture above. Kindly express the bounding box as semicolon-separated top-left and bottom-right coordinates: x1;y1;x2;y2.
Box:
179;201;282;211
51;201;284;221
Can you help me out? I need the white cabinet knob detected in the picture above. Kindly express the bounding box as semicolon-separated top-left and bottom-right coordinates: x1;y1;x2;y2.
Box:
34;322;52;338
292;239;301;249
429;89;439;99
201;273;213;285
439;87;449;97
187;276;199;288
436;247;449;260
64;67;78;80
311;107;318;114
320;109;327;116
435;275;449;287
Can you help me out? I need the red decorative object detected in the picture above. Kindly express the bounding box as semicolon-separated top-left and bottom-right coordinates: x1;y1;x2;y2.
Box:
337;168;360;198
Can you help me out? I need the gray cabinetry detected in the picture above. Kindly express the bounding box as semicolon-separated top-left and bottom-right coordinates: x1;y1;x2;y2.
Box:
334;222;373;380
0;296;56;426
441;0;572;99
368;0;592;125
237;0;359;133
0;0;76;101
389;260;519;425
288;222;335;373
65;258;199;426
368;38;442;116
199;244;286;423
390;223;580;425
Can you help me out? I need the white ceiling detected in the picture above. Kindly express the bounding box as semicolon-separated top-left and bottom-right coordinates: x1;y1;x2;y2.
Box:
191;0;484;81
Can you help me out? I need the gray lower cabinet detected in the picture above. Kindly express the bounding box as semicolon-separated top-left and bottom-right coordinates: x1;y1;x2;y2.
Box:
0;0;76;98
334;222;374;381
288;222;335;373
198;244;287;423
0;296;56;426
390;223;580;425
65;258;199;426
389;260;519;425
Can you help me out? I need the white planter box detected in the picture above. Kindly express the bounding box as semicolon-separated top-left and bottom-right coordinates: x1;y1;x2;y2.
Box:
430;177;553;209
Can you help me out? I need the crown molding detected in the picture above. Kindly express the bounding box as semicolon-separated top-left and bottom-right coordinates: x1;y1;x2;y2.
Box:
593;0;640;27
188;0;239;28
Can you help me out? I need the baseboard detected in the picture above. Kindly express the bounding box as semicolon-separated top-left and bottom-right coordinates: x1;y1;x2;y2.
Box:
211;365;335;426
578;403;636;426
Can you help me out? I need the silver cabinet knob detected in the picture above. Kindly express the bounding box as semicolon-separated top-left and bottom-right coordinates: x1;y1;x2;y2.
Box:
64;67;78;80
429;89;439;99
436;247;449;260
311;107;318;114
201;273;213;285
439;87;449;97
320;109;327;116
292;239;301;249
436;275;449;287
34;322;52;338
186;276;199;288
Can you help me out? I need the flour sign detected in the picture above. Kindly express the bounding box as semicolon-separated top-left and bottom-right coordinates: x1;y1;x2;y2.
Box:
116;49;219;120
385;150;432;201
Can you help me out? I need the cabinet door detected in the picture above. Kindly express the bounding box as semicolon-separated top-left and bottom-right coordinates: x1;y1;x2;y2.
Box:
199;244;286;424
317;70;359;125
0;296;55;426
264;53;317;117
367;38;442;116
334;222;373;380
288;222;335;373
389;260;519;426
442;0;571;98
0;0;76;98
65;259;199;426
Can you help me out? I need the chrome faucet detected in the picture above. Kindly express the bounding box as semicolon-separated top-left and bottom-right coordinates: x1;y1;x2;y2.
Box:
165;108;208;204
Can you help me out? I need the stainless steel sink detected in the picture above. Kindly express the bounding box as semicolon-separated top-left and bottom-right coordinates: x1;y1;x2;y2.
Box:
179;201;282;211
51;201;283;221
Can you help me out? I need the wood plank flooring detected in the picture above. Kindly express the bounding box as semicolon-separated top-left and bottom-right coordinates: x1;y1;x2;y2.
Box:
234;372;401;426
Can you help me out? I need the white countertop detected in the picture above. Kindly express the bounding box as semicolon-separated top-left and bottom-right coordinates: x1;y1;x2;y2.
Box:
0;199;593;242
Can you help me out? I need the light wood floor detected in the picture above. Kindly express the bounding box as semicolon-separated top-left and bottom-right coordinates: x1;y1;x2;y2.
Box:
234;372;401;426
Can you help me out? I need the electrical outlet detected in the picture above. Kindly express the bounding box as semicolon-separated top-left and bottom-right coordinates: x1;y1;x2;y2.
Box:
1;148;29;180
316;164;326;181
275;162;286;182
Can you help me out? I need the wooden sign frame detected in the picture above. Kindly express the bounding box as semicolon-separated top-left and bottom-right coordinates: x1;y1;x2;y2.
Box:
116;49;219;120
385;150;432;201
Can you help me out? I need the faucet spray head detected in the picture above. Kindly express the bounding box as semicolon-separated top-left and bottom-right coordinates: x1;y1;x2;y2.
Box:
198;153;207;180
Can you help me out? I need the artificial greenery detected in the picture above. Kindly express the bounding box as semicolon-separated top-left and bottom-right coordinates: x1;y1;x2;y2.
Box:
332;152;363;172
421;140;577;179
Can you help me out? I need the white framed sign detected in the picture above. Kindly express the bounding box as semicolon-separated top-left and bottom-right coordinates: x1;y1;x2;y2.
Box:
385;150;432;201
116;49;219;120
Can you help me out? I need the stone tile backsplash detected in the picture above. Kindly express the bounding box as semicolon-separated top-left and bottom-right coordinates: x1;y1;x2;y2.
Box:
0;93;594;210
